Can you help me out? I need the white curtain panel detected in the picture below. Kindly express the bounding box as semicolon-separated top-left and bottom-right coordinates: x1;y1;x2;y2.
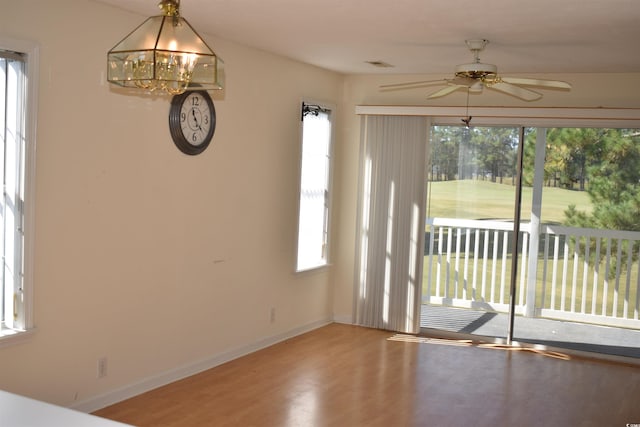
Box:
354;115;430;333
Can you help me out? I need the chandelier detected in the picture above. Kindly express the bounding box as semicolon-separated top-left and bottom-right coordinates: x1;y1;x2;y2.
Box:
107;0;224;95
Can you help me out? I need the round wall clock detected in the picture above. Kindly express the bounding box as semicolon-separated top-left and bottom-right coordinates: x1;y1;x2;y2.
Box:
169;90;216;155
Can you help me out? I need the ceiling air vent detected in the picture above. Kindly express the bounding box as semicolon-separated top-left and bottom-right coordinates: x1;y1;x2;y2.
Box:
365;60;394;68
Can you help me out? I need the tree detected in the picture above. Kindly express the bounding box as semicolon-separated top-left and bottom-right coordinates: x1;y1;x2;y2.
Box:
523;128;604;190
544;128;574;189
430;126;464;181
565;129;640;231
471;127;518;183
564;129;640;275
565;129;640;229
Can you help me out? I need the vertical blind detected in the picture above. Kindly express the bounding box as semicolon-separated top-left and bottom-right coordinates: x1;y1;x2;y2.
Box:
354;115;429;333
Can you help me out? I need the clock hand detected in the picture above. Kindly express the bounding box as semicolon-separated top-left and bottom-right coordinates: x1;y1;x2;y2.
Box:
191;109;205;133
191;109;200;128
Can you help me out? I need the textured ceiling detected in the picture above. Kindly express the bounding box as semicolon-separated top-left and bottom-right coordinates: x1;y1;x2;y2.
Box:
96;0;640;75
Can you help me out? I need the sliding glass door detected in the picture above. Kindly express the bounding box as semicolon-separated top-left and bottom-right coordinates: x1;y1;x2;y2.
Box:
511;128;640;358
421;124;640;359
422;125;527;341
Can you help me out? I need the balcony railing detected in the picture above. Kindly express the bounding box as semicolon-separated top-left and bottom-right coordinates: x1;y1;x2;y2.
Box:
425;218;640;329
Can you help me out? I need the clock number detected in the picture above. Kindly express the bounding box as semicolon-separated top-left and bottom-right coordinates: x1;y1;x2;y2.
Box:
180;111;187;122
191;96;200;107
192;132;198;143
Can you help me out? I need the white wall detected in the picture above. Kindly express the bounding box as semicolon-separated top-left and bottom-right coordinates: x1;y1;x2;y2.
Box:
0;0;342;409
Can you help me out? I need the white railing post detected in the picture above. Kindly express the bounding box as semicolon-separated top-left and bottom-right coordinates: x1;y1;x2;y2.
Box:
524;129;547;317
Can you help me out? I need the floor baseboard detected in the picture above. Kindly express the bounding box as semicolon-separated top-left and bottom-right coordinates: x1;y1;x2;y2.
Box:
71;318;332;414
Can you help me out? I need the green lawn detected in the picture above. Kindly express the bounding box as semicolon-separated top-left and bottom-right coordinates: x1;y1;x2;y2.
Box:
426;179;592;224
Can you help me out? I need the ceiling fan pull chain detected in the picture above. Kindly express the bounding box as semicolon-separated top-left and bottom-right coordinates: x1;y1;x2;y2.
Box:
462;89;472;127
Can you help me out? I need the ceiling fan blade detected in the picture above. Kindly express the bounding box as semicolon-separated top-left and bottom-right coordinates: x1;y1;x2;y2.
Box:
379;79;446;91
489;82;543;101
426;85;466;99
501;77;572;89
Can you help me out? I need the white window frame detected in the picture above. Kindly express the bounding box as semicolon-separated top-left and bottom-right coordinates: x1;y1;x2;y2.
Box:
295;101;335;272
0;36;38;347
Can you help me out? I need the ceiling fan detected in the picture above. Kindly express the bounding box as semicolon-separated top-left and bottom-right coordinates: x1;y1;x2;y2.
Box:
380;39;571;101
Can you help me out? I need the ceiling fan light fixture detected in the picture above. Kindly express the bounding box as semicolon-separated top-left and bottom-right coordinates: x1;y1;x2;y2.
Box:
469;81;484;93
107;0;224;95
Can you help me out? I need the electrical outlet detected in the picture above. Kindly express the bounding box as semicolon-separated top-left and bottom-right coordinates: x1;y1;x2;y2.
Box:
270;307;276;323
97;357;108;378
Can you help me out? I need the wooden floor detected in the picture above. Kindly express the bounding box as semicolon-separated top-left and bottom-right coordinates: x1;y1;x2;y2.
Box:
94;323;640;427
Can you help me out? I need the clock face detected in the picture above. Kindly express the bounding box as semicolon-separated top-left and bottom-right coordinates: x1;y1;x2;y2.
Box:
180;92;212;146
169;90;216;155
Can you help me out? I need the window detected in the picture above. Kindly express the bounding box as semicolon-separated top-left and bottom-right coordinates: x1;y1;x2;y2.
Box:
0;38;37;344
296;103;333;272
